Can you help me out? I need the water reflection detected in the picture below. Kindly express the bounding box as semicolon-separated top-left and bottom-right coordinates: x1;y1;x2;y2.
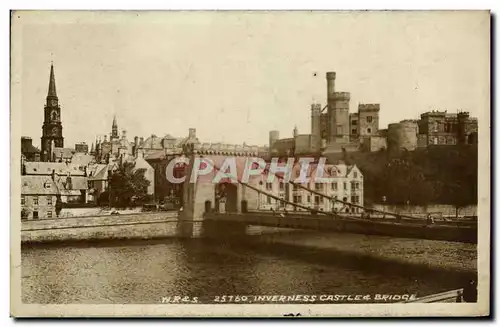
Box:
22;238;465;304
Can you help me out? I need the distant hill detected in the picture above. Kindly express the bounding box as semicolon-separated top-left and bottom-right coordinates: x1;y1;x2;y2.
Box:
325;145;478;206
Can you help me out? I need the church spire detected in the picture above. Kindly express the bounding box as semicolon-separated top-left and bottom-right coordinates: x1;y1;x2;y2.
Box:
111;115;119;140
47;63;57;98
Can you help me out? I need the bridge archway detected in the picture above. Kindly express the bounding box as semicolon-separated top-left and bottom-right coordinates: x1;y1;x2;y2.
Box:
215;182;238;213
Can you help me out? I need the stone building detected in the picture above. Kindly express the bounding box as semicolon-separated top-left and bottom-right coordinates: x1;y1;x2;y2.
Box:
270;71;386;157
75;142;89;154
21;175;59;220
21;137;40;162
94;116;134;164
269;71;478;157
21;161;91;219
256;162;363;213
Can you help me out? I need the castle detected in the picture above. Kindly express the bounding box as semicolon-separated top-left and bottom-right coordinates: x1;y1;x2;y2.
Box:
269;72;478;157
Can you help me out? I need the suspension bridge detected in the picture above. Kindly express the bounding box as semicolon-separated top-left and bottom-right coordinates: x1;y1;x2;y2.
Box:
176;144;477;244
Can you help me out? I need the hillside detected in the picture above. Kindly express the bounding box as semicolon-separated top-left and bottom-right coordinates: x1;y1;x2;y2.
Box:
325;145;478;206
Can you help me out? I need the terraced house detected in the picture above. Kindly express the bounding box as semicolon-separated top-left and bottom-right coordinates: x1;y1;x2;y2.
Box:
21;162;89;220
257;162;363;213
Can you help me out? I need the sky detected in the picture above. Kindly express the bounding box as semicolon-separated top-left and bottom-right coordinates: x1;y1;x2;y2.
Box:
13;11;489;149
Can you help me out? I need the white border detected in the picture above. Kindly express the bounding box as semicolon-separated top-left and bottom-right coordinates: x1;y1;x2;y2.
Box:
4;0;498;325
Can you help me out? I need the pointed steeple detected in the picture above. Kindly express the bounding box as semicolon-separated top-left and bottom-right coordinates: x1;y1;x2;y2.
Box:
47;63;57;98
111;115;119;140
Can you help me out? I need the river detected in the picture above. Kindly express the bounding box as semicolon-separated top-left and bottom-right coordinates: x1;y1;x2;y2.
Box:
21;234;475;304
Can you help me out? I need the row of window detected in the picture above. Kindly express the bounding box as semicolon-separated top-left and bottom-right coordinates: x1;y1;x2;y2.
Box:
265;195;360;205
21;211;53;220
351;128;372;135
265;181;361;192
351;116;373;126
21;195;53;206
264;179;361;192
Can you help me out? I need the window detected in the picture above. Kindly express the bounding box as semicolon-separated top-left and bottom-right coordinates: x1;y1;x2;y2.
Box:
351;181;356;190
266;183;272;191
293;195;302;204
343;197;348;202
355;182;360;190
47;211;52;218
293;184;298;191
433;137;438;145
336;126;342;134
279;182;285;191
352;120;358;126
331;182;338;190
343;182;347;190
21;196;25;205
33;196;39;206
47;197;52;205
315;183;323;191
366;116;373;123
353;171;357;178
367;128;372;134
351;129;357;135
315;196;320;205
267;196;272;204
307;195;311;203
33;211;39;219
351;196;359;204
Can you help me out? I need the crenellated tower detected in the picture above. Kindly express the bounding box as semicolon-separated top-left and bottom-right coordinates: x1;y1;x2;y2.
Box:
326;72;350;145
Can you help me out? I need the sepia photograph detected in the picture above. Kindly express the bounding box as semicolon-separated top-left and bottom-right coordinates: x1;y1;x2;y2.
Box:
10;10;490;317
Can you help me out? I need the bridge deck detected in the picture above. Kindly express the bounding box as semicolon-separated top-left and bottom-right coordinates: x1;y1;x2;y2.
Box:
203;212;477;244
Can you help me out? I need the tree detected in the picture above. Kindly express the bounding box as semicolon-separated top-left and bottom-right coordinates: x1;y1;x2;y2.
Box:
108;161;151;208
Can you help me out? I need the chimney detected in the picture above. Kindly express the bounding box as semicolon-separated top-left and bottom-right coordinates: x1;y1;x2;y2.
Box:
134;136;139;146
66;174;72;190
104;135;108;142
136;148;144;159
140;137;144;145
189;128;196;139
21;137;32;150
122;130;127;140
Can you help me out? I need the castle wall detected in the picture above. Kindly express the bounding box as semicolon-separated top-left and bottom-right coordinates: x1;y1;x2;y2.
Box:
387;121;418;153
361;136;387;152
294;134;317;155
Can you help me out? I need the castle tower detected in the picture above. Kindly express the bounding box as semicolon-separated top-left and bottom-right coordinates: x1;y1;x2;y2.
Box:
41;63;64;162
269;130;279;151
111;115;119;140
326;72;350;145
310;103;322;151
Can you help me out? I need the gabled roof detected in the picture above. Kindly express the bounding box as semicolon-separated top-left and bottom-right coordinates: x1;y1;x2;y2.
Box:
21;176;59;195
71;153;94;166
54;175;88;191
21;143;40;154
24;162;86;176
54;147;75;159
